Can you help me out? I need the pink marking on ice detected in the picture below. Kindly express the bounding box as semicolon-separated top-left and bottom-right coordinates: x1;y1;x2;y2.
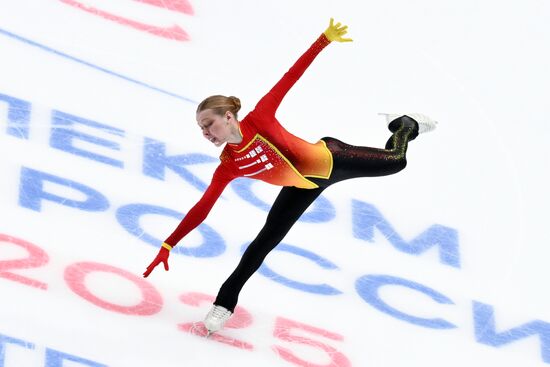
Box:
178;292;254;350
64;261;163;315
134;0;194;15
179;322;254;350
0;234;49;290
59;0;190;41
272;317;351;367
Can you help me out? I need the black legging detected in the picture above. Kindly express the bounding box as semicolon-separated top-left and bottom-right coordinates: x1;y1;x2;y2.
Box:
214;115;419;311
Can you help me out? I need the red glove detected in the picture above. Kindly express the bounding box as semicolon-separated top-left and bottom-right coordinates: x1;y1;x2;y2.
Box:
143;243;172;277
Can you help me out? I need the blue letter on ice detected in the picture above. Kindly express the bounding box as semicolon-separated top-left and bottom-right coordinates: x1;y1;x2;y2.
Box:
18;167;109;212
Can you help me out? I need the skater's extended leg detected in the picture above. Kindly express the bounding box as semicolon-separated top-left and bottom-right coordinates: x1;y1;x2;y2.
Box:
213;185;325;312
323;115;419;182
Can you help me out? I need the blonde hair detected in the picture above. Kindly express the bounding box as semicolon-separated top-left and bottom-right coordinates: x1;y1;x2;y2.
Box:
196;95;241;119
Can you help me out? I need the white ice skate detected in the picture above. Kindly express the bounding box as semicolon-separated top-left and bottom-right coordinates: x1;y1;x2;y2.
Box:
378;113;438;134
204;305;232;336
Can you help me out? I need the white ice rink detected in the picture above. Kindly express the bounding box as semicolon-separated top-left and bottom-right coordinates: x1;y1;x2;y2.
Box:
1;1;550;366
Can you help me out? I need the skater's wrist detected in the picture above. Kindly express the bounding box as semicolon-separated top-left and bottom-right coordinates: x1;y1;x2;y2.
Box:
161;242;173;251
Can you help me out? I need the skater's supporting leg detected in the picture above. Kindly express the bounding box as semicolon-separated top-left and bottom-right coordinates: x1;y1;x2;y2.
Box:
214;185;325;312
213;116;419;312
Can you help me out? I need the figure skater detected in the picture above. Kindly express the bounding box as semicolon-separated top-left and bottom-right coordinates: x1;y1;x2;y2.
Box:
143;18;437;335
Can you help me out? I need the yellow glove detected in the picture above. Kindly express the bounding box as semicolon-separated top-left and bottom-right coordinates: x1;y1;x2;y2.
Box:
324;18;353;42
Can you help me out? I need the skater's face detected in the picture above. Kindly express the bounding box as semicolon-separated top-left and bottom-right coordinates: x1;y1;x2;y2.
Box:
197;109;238;147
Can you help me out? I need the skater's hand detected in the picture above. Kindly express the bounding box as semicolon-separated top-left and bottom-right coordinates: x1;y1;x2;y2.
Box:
143;243;171;277
324;18;353;43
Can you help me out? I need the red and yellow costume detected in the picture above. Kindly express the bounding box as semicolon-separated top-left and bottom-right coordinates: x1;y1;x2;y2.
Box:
149;26;419;314
164;34;333;247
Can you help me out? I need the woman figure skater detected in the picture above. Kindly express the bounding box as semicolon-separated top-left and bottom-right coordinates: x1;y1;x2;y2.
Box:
143;18;437;335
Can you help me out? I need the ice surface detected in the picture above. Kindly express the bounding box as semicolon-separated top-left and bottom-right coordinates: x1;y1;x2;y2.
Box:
1;1;549;366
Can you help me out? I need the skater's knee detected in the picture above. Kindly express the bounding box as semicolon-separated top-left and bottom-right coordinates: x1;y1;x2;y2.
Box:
385;156;407;174
394;157;407;172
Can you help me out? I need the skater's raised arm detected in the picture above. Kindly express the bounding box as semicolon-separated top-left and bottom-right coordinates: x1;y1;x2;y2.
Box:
255;18;352;115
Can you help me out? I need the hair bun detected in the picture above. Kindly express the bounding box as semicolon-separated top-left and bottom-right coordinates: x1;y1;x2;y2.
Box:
229;96;241;112
196;95;242;118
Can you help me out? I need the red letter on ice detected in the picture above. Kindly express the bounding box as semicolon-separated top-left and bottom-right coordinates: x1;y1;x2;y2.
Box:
59;0;191;41
134;0;194;15
0;234;49;290
178;292;254;350
64;262;163;315
272;317;351;367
